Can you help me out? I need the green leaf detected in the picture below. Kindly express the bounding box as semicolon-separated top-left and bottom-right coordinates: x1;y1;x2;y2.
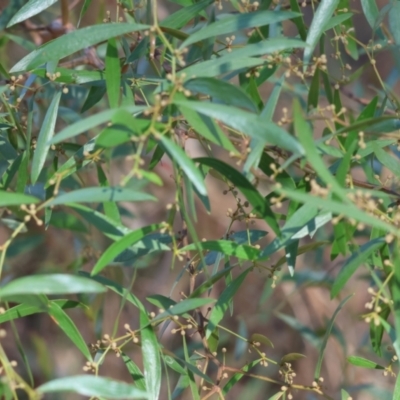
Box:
222;360;260;396
373;145;400;177
160;135;207;196
91;224;161;275
244;75;286;176
96;165;121;224
0;300;80;323
151;298;216;323
180;240;260;261
184;78;257;112
0;191;39;206
161;0;212;29
179;105;237;153
293;99;348;201
7;0;58;27
68;203;129;241
48;187;156;206
37;375;147;399
331;238;386;298
195;157;280;235
189;266;234;298
10;23;150;73
250;333;274;348
389;0;400;46
96;113;158;148
323;12;353;31
341;389;351;400
180;10;300;49
48;302;92;361
0;274;106;299
175;100;303;155
79;272;145;311
347;355;384;369
361;0;379;28
290;0;307;40
394;373;400;400
307;67;320;110
34;67;104;85
278;189;400;238
50;105;145;144
206;268;251;338
180;56;265;79
106;38;121;109
31;91;61;183
81;85;106;113
121;353;146;391
304;0;340;67
281;353;306;364
140;310;161;400
314;294;353;380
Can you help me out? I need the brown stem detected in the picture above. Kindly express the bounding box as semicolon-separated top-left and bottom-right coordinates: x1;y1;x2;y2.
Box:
61;0;69;27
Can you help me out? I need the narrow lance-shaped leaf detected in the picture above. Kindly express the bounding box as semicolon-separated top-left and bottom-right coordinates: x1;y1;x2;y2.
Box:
347;356;384;369
314;294;353;380
331;237;386;298
161;0;213;29
140;309;161;400
160;135;207;196
37;375;148;399
206;268;252;338
303;0;340;68
48;187;156;206
48;302;92;361
50;105;146;144
31;91;61;183
389;0;400;46
7;0;58;27
0;191;39;207
195;157;280;235
106;37;121;109
180;10;300;48
175;100;304;155
277;189;400;237
180;240;260;261
361;0;379;29
11;23;150;72
293;99;348;201
0;274;106;299
91;224;162;275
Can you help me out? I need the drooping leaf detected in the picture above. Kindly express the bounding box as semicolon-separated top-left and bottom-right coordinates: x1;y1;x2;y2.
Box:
91;224;162;275
7;0;58;27
206;268;252;338
48;302;92;361
37;375;147;399
160;135;207;196
140;310;161;400
31;91;61;183
314;294;353;380
48;187;156;206
0;274;106;299
347;355;384;369
0;191;39;207
105;37;121;109
180;10;300;48
180;240;260;261
50;105;146;144
11;23;150;72
304;0;340;67
331;238;386;298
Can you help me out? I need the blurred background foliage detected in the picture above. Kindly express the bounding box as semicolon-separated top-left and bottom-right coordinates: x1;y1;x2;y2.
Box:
0;0;400;399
